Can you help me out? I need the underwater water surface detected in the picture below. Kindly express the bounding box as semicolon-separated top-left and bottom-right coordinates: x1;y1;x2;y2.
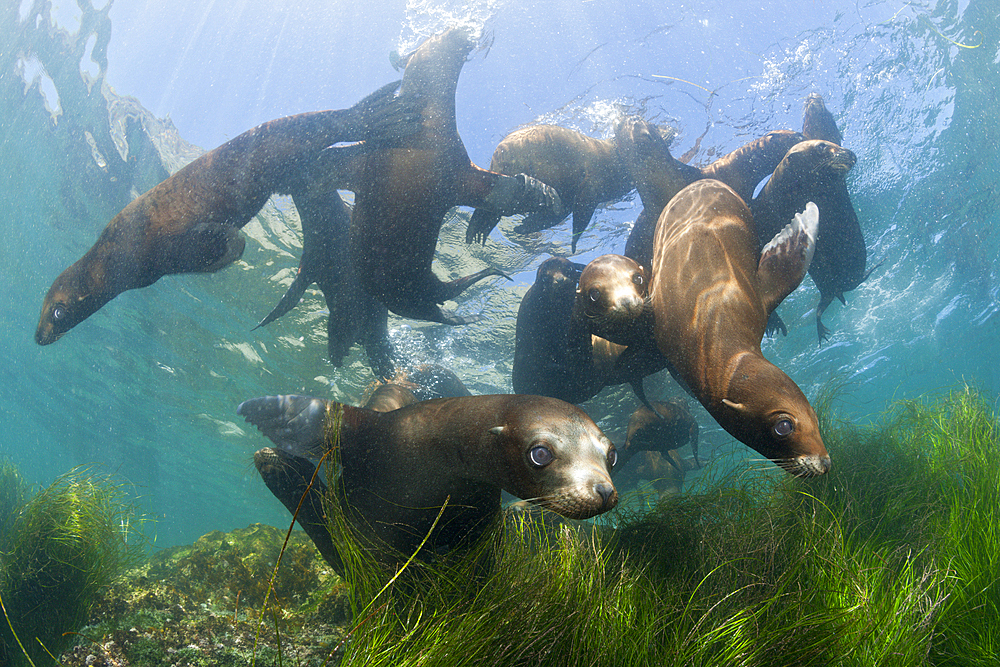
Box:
0;0;997;555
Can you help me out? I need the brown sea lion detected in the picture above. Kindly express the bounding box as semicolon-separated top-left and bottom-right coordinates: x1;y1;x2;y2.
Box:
240;393;618;567
253;185;396;378
348;28;561;326
620;399;699;471
618;118;804;269
465;124;630;253
35;80;416;345
647;179;830;477
572;254;650;347
751;139;867;341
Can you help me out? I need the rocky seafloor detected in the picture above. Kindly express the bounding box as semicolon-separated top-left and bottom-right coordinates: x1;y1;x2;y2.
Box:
58;524;354;667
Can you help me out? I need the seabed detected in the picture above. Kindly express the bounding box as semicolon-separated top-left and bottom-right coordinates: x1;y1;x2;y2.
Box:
3;385;998;666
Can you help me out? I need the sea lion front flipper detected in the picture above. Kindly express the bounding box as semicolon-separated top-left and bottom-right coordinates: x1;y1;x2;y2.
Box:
569;203;597;254
166;222;246;274
477;173;564;219
466;207;503;245
237;395;331;458
348;79;422;145
765;311;787;337
757;201;819;315
252;272;310;330
254;447;343;572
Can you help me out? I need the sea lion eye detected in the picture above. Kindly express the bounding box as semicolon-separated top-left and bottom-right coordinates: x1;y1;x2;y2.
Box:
528;445;553;467
632;273;644;286
588;288;601;303
607;448;618;468
51;306;66;321
773;419;794;437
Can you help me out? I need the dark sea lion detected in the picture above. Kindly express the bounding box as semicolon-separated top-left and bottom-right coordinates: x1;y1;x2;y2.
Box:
620;399;699;471
801;93;843;146
751;139;867;341
512;256;667;409
36;81;415;345
618;118;804;269
239;393;618;565
511;257;593;401
573;254;650;347
253;186;396;378
648;179;830;477
465;124;631;253
348;28;561;325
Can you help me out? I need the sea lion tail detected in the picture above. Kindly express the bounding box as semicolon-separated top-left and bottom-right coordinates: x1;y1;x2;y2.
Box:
237;395;332;458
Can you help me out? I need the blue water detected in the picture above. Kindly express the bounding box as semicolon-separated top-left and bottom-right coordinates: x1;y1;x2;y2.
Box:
1;0;996;547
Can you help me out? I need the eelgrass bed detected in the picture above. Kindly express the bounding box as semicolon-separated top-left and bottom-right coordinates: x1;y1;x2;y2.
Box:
329;385;1000;666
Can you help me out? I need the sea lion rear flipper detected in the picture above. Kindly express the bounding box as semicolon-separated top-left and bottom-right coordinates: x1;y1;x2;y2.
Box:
757;201;819;315
253;272;310;330
237;395;332;458
254;447;343;572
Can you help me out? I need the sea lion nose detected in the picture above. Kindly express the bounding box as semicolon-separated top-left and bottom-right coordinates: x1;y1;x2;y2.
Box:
595;482;617;509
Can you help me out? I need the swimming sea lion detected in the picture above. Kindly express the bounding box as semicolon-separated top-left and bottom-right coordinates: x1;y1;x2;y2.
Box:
751;139;867;341
613;450;701;498
465;124;631;253
512;257;595;402
647;179;830;477
239;393;618;565
253;185;396;378
35;80;416;345
572;254;650;347
620;399;699;471
348;28;561;325
512;257;667;410
618;118;804;269
801;93;843;146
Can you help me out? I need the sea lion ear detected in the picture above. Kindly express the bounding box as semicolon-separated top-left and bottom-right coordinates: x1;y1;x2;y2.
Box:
722;398;747;413
490;426;506;436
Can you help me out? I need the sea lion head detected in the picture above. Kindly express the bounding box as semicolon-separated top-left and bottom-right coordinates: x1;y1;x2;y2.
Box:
719;357;831;478
780;139;855;181
490;397;618;519
574;254;649;345
534;256;585;298
35;260;108;345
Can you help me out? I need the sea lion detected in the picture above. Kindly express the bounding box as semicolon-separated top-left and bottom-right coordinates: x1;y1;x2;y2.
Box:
253;185;396;378
512;256;667;409
751;139;867;341
620;399;700;471
512;257;600;402
239;393;618;566
348;28;561;325
572;254;650;347
801;93;843;146
647;179;830;477
35;80;416;345
465;124;631;253
618;118;804;269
